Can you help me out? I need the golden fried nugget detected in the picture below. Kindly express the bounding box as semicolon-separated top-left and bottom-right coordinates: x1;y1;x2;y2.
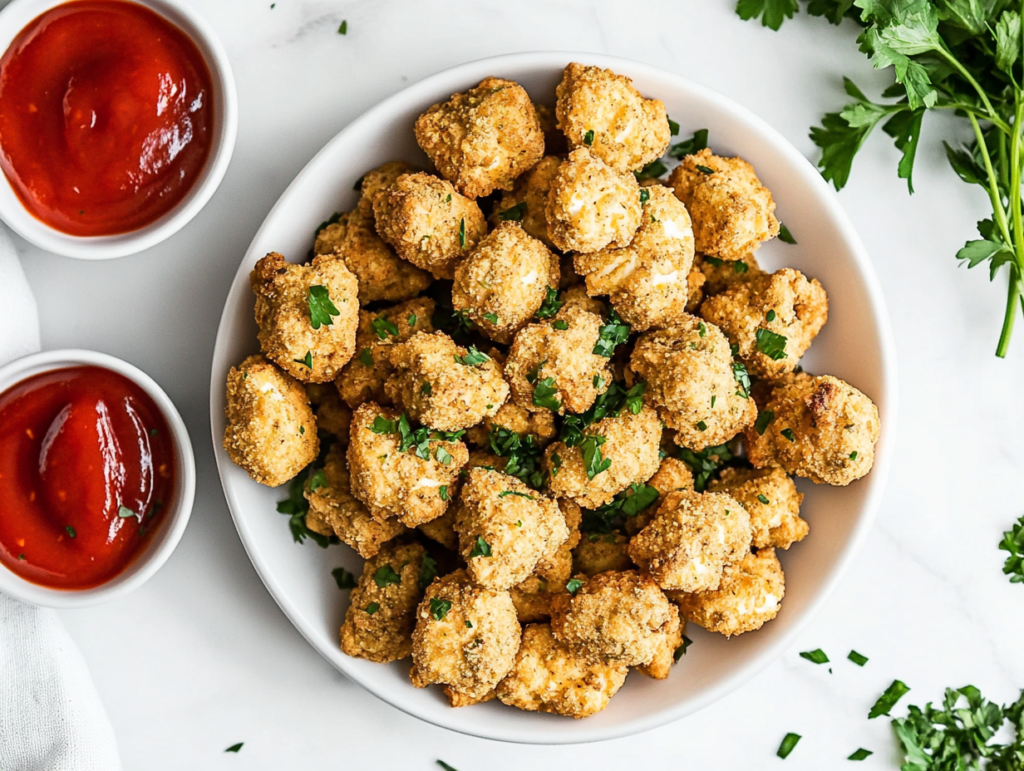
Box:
508;499;582;622
671;548;785;637
697;252;763;296
572;532;633;576
305;444;406;558
667;148;780;261
373;172;487;279
465;402;558;449
410;570;521;700
628;490;751;593
545;404;662;508
223;355;318;487
700;268;828;379
335;298;435;410
630;316;756;451
636;605;684;680
574;185;695;331
416;504;459;551
555;62;670;173
496;623;628;718
310;387;352;443
494;156;563;249
414;77;545;199
744;372;880;486
356;160;418;218
454;468;569;591
624;456;695;536
384;332;510;432
560;284;606;316
685;262;707;313
251;251;359;383
340;541;427;663
452;221;560;344
504;307;612;415
550;570;674;666
347;402;468;527
709;466;808;550
546;148;642;254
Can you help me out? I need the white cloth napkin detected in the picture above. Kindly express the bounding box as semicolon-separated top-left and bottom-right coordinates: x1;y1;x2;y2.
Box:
0;227;122;770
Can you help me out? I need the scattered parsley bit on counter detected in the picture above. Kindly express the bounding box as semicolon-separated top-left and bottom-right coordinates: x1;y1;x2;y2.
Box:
429;597;452;621
848;650;869;667
224;742;244;753
437;762;458;771
670;127;708;158
755;327;788;360
469;536;492;558
1000;515;1024;583
373;564;401;588
499;201;527;221
364;602;380;615
847;748;872;761
800;648;830;665
307;285;340;329
566;578;584;594
371;317;398;340
779;222;797;244
337;19;347;34
869;679;911;719
332;568;357;589
776;732;801;759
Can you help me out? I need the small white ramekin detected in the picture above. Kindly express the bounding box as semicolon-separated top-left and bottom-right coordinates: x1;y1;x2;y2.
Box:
0;350;195;607
0;0;237;260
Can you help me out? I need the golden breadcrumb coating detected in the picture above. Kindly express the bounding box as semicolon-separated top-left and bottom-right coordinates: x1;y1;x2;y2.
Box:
454;468;569;591
671;548;785;637
466;402;558;449
410;570;521;700
572;532;633;576
700;268;828;379
496;623;628;718
555;62;670;173
697;252;763;297
636;605;684;680
372;172;487;279
545;404;662;508
534;102;569;155
384;332;510;432
306;384;352;443
340;541;427;663
347;402;468;527
744;372;880;486
546;148;642;254
709;466;808;550
630;316;756;451
223;355;318;487
414;77;545;199
628;490;751;592
452;221;560;344
667;148;780;260
685;262;707;313
509;499;581;622
503;306;612;415
417;505;459;551
574;185;695;331
356;160;418;218
305;443;406;558
335;298;435;410
250;251;359;383
624;456;695;536
560;284;606;316
494;156;563;249
550;570;674;666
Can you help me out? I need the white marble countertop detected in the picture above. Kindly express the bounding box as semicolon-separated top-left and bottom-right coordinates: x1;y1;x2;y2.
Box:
13;0;1024;768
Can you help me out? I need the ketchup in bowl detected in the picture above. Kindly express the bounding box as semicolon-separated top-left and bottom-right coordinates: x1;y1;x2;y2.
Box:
0;0;214;236
0;366;176;590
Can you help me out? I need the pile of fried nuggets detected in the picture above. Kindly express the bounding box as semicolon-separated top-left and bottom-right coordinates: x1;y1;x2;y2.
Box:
223;62;881;719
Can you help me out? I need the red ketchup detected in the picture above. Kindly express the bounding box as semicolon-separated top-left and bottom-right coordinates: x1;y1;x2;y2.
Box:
0;366;176;590
0;0;214;236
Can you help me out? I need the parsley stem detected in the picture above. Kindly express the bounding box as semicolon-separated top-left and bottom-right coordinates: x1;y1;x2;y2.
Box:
998;272;1020;358
968;113;1013;248
938;48;1001;127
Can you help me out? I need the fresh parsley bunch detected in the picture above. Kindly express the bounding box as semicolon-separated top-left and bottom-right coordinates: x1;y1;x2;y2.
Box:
738;0;1024;356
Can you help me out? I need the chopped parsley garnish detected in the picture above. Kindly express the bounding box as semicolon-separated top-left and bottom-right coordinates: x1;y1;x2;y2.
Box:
566;578;584;594
583;130;594;146
371;416;396;434
800;648;829;665
408;313;417;326
869;679;911;719
593;374;605;390
1000;515;1024;584
847;748;872;761
733;260;749;274
332;568;357;589
698;321;707;338
337;19;347;34
551;453;562;477
294;351;313;369
482;312;499;324
677;443;735;492
559;380;645;448
580;434;611;479
465;620;473;628
669;128;708;158
779;223;797;245
118;506;136;519
454;346;489;367
488;425;545;489
65;525;76;538
780;428;796;442
592;309;631;357
731;361;751;399
755;327;788;360
373;564;402;588
696;420;708;432
307;285;341;329
536;287;563;319
308;468;328;492
754;410;775;435
365;602;380;615
639;188;650;205
435;446;453;466
776;732;801;759
673;636;693;661
667;117;680;135
532;376;561;411
469;536;492;558
458;218;466;249
276;464;335;548
315;211;341;236
552;319;569;330
437;762;459;771
451;308;476;333
419;555;438;589
636;159;668;179
625;382;645;414
766;309;777;323
499;490;535;500
420;381;432;397
850;451;859;460
696;164;715;174
224;743;244;753
371;317;399;340
357;348;374;367
710;395;717;409
439;485;449;502
499;201;527;221
848;650;869;667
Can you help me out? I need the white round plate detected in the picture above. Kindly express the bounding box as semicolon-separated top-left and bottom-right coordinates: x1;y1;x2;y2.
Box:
210;51;897;744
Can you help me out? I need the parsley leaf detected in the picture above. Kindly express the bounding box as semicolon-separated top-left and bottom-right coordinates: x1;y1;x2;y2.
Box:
580;434;611;479
429;597;452;621
732;360;751;399
294;351;313;369
371;416;396;434
357;348;374;367
636;159;668;179
482;312;499;324
755;327;788;360
455;346;489;367
847;748;872;761
673;635;693;661
1000;515;1024;584
536;286;563;319
776;731;802;759
583;130;594;146
532;376;562;411
437;762;459;771
499;201;527;221
307;285;341;329
848;650;869;666
593;309;631;357
371;317;399;340
373;564;401;588
869;679;911;719
438;485;449;501
332;567;357;589
458;218;466;249
224;743;244;753
799;648;829;665
677;443;735;492
670;128;709;159
778;222;797;244
468;536;492;558
365;602;380;615
754;410;775;435
419;555;438;589
581;482;660;534
488;425;545;489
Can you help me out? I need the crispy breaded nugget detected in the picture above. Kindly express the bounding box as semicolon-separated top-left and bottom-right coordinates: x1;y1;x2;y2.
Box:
414;77;545;199
356;160;418;218
373;172;487;279
555;62;670;173
546;148;642;254
697;252;763;297
496;623;628;718
335;298;435;410
709;466;808;550
466;402;557;449
309;386;352;443
574;185;695;331
223;355;318;487
347;402;468;527
251;251;360;383
550;570;674;666
510;499;581;622
667;148;780;261
624;456;695;536
628;490;751;592
630;316;756;451
560;284;606;316
410;570;521;701
494;156;563;249
384;332;510;431
416;505;459;551
636;605;684;680
744;372;880;486
572;532;633;576
340;541;427;663
685;262;707;313
314;209;431;303
454;468;569;590
452;222;560;344
545;404;662;508
504;307;612;415
305;444;406;558
699;268;828;379
671;548;785;637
